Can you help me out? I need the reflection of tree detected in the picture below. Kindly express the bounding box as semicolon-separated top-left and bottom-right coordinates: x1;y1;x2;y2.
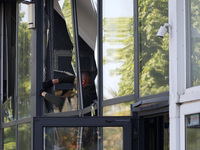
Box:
189;0;200;86
62;0;76;72
18;124;31;149
103;127;123;150
18;4;31;118
139;0;169;96
186;128;200;149
103;17;134;97
103;0;169;98
4;127;16;150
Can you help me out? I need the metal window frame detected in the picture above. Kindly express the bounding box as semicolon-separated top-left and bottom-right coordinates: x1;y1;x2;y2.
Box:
33;116;133;150
71;0;84;115
133;0;169;105
0;3;4;150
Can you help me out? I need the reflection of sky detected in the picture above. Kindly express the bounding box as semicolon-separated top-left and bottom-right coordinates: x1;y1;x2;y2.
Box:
103;0;133;99
58;0;65;9
20;3;28;23
103;0;133;17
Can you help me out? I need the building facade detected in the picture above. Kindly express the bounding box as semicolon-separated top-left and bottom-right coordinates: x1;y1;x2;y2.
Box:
0;0;200;150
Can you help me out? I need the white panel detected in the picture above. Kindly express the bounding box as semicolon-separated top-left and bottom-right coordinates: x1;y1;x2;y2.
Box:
169;0;185;150
76;0;97;50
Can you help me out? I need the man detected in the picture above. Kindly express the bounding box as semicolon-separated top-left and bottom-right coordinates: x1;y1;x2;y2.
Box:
40;71;97;113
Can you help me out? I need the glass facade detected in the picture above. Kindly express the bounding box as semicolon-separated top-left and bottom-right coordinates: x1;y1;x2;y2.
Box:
139;0;169;97
102;0;134;100
186;0;200;88
0;0;171;149
186;114;200;150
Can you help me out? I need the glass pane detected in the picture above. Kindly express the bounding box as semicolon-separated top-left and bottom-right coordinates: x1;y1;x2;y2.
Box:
139;0;169;97
2;96;15;123
4;126;16;150
76;0;98;109
43;0;77;114
18;123;31;150
44;126;123;150
103;101;133;116
186;114;200;150
164;114;169;150
17;3;31;118
44;127;98;149
103;0;134;100
103;127;123;150
186;0;200;87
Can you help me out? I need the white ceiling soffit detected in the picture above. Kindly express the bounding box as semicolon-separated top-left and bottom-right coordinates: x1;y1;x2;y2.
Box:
76;0;97;51
54;0;65;19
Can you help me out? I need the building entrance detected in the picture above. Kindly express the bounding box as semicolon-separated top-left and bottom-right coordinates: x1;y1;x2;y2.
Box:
142;114;169;150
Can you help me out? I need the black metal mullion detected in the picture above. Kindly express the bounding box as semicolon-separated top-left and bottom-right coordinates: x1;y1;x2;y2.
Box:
49;0;54;80
34;0;44;116
0;3;4;150
97;0;103;117
71;0;84;115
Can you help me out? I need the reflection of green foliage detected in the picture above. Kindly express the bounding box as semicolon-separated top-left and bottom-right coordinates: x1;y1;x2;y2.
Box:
62;0;74;41
62;0;76;73
103;127;123;150
18;3;31;118
4;127;16;150
139;0;169;96
103;17;134;97
18;124;31;150
189;0;200;86
186;128;200;150
103;0;169;98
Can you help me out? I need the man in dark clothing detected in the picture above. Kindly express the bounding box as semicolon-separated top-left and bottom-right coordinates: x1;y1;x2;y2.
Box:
40;71;97;113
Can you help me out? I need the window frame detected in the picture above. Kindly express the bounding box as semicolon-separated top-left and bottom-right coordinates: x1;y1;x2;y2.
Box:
180;101;200;150
179;0;200;103
33;116;133;150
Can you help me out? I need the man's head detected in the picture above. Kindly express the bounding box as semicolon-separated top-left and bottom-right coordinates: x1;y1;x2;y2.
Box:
81;71;92;87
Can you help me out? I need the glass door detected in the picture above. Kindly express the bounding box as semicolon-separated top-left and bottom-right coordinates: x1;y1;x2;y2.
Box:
142;114;169;150
34;116;132;150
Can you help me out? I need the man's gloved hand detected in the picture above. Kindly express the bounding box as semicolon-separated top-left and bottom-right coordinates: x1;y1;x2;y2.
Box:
43;80;53;90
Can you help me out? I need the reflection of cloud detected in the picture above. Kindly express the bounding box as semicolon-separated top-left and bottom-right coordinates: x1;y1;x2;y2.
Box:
103;62;122;99
103;0;133;18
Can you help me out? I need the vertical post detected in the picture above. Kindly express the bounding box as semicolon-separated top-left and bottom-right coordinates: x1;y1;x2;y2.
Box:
134;0;139;101
49;0;54;80
71;0;84;114
169;0;184;149
0;3;4;150
97;1;103;150
32;0;44;149
97;0;103;117
33;0;44;117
